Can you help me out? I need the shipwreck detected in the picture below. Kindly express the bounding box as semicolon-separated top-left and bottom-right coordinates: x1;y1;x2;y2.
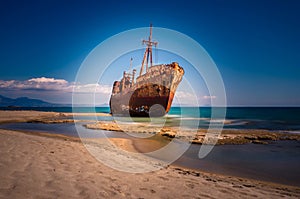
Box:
109;24;184;117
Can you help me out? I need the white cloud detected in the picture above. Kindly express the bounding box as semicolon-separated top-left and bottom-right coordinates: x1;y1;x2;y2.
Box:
73;83;111;94
173;90;199;106
0;80;15;88
0;77;112;104
203;95;217;99
0;77;111;93
175;91;194;99
28;77;68;84
0;78;68;90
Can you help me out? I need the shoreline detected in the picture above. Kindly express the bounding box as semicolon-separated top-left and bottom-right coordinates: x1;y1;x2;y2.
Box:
85;121;300;145
1;110;300;197
0;128;299;198
3;110;298;145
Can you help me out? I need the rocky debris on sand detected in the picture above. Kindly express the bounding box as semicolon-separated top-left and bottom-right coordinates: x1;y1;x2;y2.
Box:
84;121;300;145
85;121;161;134
159;128;176;138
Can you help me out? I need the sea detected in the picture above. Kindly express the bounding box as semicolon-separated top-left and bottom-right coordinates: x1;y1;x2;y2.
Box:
1;106;300;131
0;106;300;186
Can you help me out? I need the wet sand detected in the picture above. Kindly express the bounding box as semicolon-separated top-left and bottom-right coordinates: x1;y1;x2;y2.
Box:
0;111;300;198
0;110;61;124
0;110;110;124
86;121;300;145
1;129;300;198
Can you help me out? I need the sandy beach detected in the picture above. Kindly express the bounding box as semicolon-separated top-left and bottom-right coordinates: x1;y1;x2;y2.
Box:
0;111;299;198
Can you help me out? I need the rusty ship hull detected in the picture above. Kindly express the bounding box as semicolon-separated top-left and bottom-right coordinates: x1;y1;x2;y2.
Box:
110;62;184;117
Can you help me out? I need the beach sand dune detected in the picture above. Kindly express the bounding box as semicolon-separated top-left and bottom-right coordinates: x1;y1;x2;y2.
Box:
0;129;299;199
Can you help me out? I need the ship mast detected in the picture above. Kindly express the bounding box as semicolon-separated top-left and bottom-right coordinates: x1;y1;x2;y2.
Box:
139;23;158;76
129;57;133;72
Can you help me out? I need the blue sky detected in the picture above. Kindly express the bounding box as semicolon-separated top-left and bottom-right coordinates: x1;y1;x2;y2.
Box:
0;0;299;106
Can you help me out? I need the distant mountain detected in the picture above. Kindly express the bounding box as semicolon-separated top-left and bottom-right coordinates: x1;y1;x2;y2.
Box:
0;95;57;107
